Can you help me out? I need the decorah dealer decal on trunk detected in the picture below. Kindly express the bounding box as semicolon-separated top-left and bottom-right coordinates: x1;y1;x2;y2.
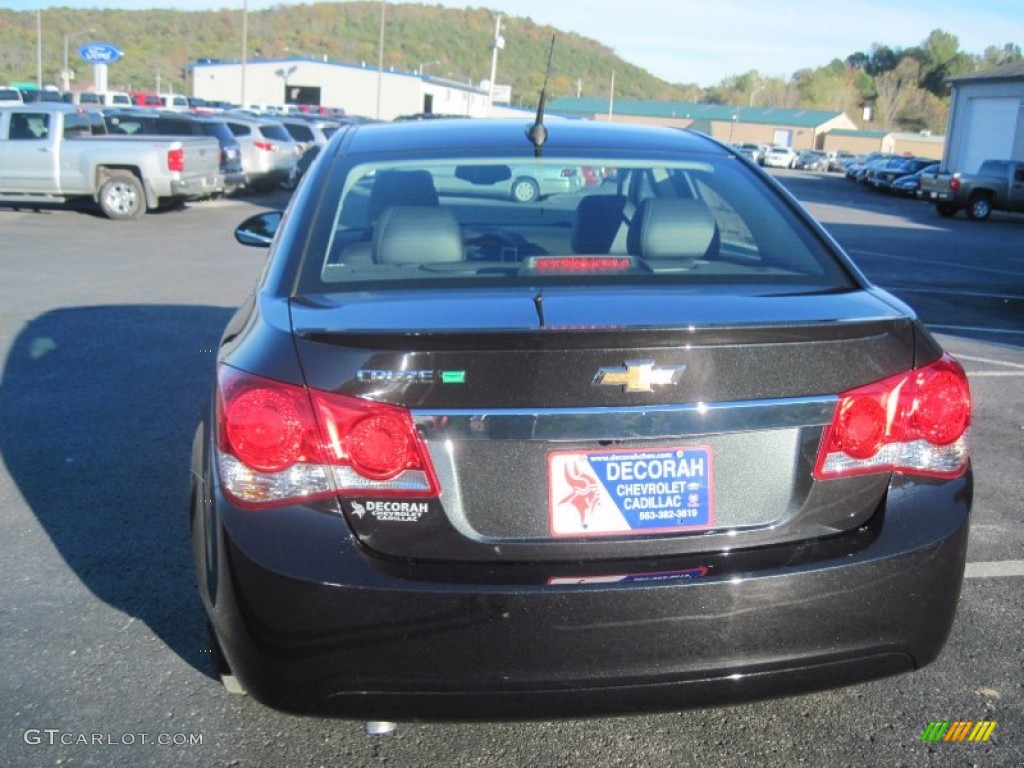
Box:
548;447;714;536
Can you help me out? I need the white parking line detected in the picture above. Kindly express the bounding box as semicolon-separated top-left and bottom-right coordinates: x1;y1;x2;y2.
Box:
964;560;1024;579
848;249;1024;279
892;287;1024;301
957;354;1024;369
929;324;1024;337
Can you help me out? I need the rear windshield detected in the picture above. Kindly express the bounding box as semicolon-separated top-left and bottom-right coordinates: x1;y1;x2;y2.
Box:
283;123;315;142
258;123;292;142
300;154;853;293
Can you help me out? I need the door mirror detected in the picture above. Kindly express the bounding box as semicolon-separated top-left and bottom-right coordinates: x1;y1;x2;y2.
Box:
234;211;283;247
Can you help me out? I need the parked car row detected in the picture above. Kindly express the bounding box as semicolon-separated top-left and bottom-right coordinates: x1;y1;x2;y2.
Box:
99;107;350;195
841;152;940;197
730;143;852;174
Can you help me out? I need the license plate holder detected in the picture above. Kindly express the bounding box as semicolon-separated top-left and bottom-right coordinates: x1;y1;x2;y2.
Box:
548;446;713;537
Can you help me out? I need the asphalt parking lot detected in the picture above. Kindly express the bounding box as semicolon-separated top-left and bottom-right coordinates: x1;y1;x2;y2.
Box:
1;172;1022;768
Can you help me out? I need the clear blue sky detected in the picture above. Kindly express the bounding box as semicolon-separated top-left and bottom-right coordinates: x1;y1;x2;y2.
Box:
11;0;1024;87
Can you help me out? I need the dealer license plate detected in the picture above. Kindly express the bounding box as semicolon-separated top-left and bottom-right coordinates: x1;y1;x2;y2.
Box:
548;447;713;537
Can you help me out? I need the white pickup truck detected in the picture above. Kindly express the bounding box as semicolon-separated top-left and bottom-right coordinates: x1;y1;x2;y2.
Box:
0;103;222;220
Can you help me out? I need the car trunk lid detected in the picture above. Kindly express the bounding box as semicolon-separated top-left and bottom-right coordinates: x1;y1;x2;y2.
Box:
290;285;917;562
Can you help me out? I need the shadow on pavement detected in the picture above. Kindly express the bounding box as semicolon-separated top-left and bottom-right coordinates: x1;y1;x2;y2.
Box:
0;304;234;677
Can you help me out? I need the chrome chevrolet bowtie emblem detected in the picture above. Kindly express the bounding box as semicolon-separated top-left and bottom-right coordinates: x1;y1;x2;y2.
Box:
593;360;685;392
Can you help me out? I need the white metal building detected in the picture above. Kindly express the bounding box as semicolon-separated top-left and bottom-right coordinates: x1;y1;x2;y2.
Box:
191;57;498;120
942;62;1024;173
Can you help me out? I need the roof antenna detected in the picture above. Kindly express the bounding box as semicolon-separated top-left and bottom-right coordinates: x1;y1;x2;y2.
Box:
527;34;556;157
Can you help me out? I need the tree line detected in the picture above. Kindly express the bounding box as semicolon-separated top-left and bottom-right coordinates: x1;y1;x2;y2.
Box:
1;4;1019;132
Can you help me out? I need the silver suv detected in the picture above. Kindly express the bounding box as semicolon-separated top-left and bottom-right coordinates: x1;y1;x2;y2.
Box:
220;114;300;194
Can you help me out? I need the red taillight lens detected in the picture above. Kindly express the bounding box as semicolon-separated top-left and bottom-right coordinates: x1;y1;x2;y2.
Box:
814;355;971;479
167;147;185;172
347;414;415;480
254;141;276;152
949;176;961;193
910;367;969;445
223;387;309;472
834;395;887;459
216;367;438;506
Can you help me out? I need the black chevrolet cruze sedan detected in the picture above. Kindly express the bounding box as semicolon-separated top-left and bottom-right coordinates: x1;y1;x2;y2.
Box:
190;117;972;726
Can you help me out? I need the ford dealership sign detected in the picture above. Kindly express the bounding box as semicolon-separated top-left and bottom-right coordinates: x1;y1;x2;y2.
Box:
79;43;123;64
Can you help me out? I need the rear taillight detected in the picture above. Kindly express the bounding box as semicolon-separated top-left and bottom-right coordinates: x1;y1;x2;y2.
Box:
216;367;439;506
254;141;276;152
949;176;961;193
167;147;185;173
814;355;970;480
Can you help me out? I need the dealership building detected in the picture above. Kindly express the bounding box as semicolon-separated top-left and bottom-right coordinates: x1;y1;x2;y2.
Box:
191;57;516;120
939;61;1024;172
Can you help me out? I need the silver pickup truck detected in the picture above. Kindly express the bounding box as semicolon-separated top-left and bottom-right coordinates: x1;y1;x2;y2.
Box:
0;104;222;220
919;159;1024;221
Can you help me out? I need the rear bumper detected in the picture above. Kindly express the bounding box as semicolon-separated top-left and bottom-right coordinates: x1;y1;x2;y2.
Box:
198;470;971;720
221;169;247;191
170;173;223;198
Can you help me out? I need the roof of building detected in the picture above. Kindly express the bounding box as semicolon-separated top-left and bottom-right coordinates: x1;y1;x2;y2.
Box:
192;56;485;93
827;129;891;138
948;61;1024;84
548;97;847;128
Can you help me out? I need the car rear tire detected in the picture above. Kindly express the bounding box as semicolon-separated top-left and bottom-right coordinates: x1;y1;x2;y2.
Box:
936;202;957;218
966;193;992;221
511;177;539;203
98;173;146;220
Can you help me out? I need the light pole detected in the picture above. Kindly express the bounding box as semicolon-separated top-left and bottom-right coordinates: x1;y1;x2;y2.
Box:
240;0;249;107
487;14;504;115
36;10;43;89
62;30;94;92
375;0;386;119
274;64;297;105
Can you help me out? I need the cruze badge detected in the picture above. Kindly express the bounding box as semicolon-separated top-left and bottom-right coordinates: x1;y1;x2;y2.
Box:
356;369;466;384
593;360;685;392
358;369;434;384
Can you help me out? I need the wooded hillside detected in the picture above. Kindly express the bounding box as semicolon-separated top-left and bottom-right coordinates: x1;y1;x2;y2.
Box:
1;4;1019;132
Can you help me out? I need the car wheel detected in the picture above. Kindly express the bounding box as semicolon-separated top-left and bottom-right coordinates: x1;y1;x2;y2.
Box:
98;172;146;220
936;202;957;218
511;177;539;204
966;193;992;221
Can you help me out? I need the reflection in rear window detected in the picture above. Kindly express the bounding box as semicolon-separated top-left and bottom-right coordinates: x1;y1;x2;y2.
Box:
303;156;851;293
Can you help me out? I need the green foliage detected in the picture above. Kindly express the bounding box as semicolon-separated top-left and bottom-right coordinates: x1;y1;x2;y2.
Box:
0;3;693;104
0;8;1017;135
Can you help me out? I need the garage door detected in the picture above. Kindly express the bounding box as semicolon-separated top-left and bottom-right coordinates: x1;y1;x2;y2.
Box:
960;97;1019;173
